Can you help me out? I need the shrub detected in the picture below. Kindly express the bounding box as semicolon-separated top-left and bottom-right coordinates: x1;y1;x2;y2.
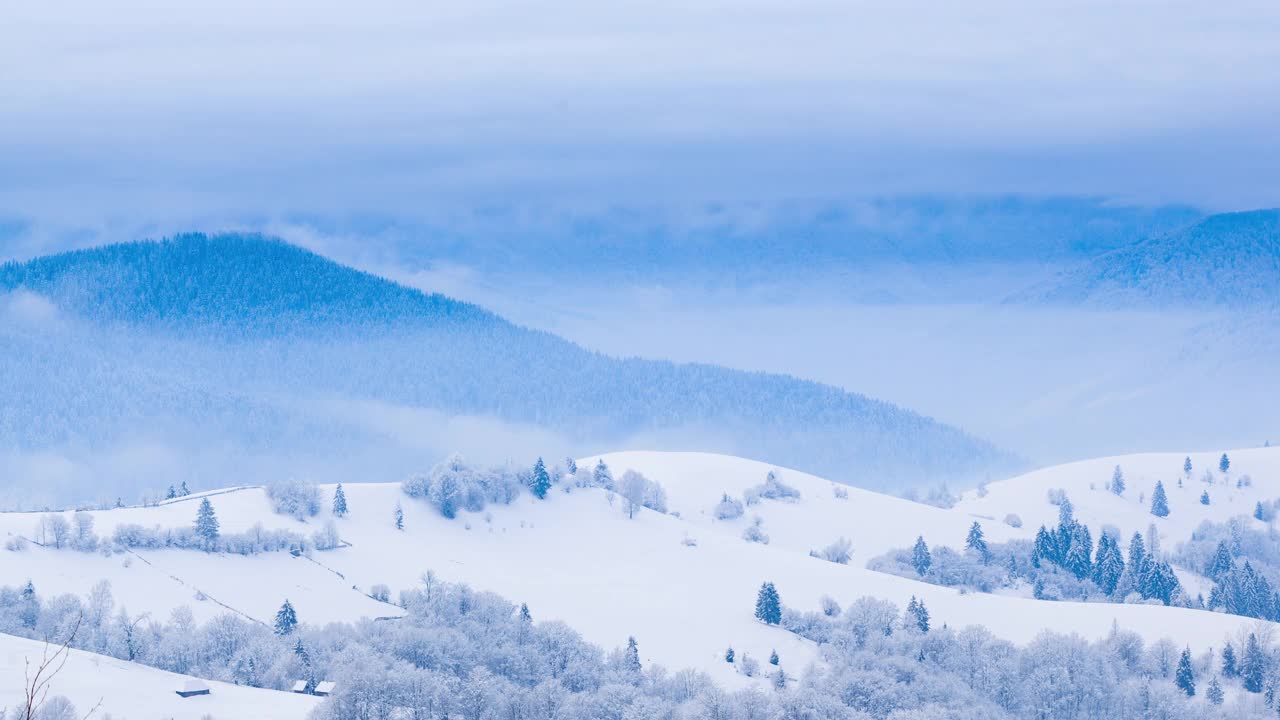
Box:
266;478;321;520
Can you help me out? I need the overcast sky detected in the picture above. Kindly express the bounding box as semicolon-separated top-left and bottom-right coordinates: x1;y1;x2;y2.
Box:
2;0;1278;235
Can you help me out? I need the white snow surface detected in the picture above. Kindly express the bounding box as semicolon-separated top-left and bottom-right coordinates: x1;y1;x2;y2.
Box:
1;449;1276;695
0;631;318;719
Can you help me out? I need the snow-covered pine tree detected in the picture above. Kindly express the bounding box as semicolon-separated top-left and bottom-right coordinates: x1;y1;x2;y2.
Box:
1111;465;1125;496
274;599;298;636
1243;633;1264;692
166;485;177;500
179;481;190;496
1255;501;1267;521
1207;541;1234;581
1201;490;1210;505
1184;456;1193;477
565;457;578;474
769;649;779;665
1175;647;1195;696
725;647;735;663
906;596;930;633
394;501;404;530
195;498;219;548
1032;526;1054;568
755;582;782;625
519;603;532;623
1092;533;1124;596
965;522;989;564
624;636;642;673
530;457;552;499
593;459;614;490
1220;453;1231;474
911;536;932;576
1206;676;1224;705
1222;643;1238;677
1150;481;1169;517
332;483;348;517
1065;523;1093;579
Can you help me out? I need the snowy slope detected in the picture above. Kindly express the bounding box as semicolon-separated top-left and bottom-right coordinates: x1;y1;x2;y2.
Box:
0;631;318;720
1;452;1274;692
955;446;1280;551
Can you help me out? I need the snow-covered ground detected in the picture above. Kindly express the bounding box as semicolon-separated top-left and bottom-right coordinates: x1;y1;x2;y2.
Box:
0;631;318;720
2;449;1276;693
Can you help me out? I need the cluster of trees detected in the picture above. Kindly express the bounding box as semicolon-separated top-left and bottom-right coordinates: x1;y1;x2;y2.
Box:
874;503;1186;607
401;454;533;519
1177;519;1280;622
5;570;1278;720
265;477;322;520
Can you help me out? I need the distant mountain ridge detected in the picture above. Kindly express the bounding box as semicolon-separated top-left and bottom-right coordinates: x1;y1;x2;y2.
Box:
0;234;1017;498
1011;209;1280;307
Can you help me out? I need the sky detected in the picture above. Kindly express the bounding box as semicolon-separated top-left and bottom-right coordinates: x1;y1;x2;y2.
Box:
2;0;1279;242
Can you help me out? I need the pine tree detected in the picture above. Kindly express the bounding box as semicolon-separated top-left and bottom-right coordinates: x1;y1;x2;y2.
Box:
394;501;404;530
1111;465;1126;496
1175;647;1195;696
530;457;552;499
1200;490;1210;505
166;485;177;500
1065;523;1093;579
1256;501;1267;521
1220;453;1231;474
1207;541;1234;581
332;483;348;517
565;457;578;474
911;536;932;576
965;522;989;564
274;599;298;636
769;649;779;665
1092;534;1125;596
1223;643;1239;677
1150;481;1169;517
1032;526;1055;568
624;636;642;673
725;647;735;663
1243;633;1264;693
1206;676;1224;705
194;498;219;548
179;481;190;496
593;459;614;490
906;596;930;633
519;603;532;623
755;582;782;625
19;580;38;629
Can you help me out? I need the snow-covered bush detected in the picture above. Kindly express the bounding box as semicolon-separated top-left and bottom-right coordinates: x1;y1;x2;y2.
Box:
111;522;311;556
713;492;745;520
1046;488;1069;506
404;455;526;519
742;516;770;545
312;521;341;551
816;537;853;564
369;584;391;603
4;535;27;552
832;485;849;500
266;477;322;520
745;470;801;505
1003;513;1023;528
619;470;668;518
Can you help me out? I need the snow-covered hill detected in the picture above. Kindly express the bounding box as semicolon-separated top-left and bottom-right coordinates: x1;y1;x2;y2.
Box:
3;450;1272;695
956;446;1280;554
0;631;317;720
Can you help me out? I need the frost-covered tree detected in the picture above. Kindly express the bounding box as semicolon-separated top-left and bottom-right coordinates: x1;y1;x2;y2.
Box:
1220;453;1231;474
768;649;779;665
530;458;552;500
1150;481;1170;517
179;480;190;496
1200;490;1210;505
1242;633;1265;693
195;498;219;548
564;457;577;474
394;502;404;530
906;596;930;633
593;460;614;491
1254;501;1266;521
332;483;348;517
1110;465;1125;496
912;536;932;576
1092;533;1124;595
724;646;734;663
274;599;298;636
755;582;781;625
1206;676;1224;705
713;493;745;520
965;522;989;564
623;636;641;673
1064;523;1093;579
267;478;322;520
1222;643;1238;677
166;485;177;500
1175;647;1195;696
620;471;647;519
817;537;852;565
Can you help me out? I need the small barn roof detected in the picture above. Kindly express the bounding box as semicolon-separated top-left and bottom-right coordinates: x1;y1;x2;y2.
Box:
181;679;210;692
291;680;309;692
316;681;336;694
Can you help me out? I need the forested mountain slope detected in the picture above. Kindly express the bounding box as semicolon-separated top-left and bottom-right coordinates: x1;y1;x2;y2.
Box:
0;234;1015;503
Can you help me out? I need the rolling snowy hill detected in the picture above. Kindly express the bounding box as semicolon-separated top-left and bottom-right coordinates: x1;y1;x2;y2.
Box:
1014;209;1280;307
3;450;1271;694
0;631;318;720
0;234;1015;505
